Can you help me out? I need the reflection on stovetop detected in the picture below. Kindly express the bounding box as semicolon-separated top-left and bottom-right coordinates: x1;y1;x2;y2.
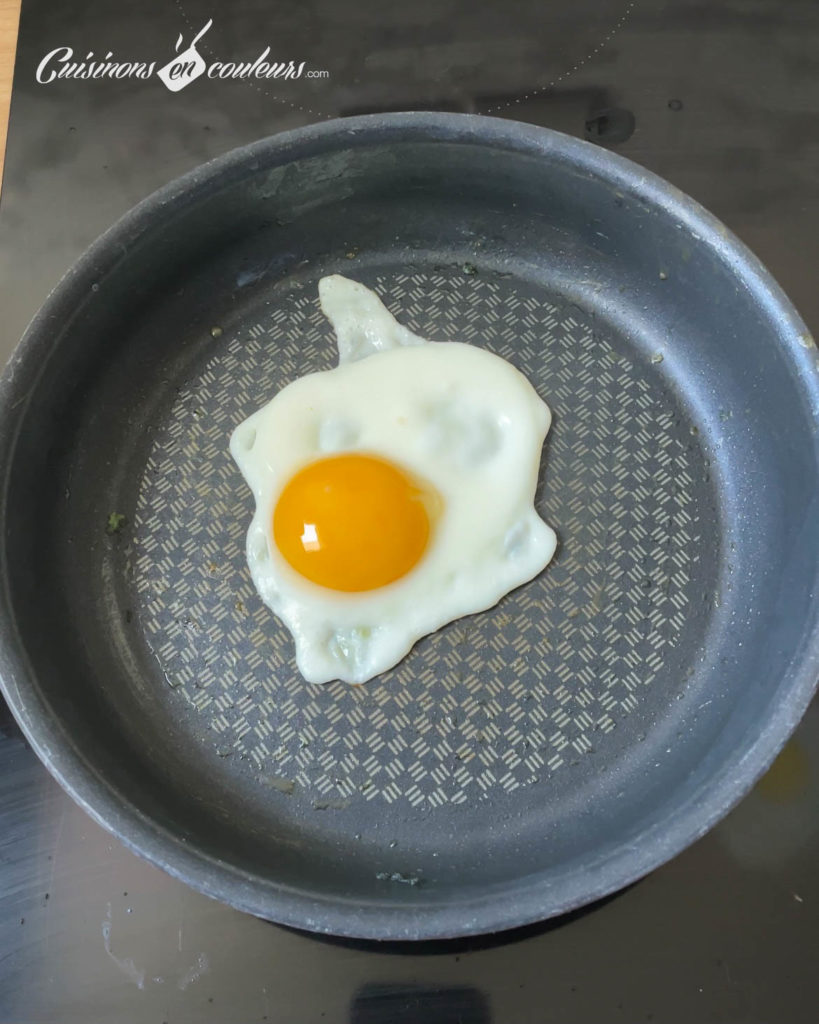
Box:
349;983;488;1024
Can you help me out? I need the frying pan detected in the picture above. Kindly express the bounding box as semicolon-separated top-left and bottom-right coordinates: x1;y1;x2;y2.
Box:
1;113;818;941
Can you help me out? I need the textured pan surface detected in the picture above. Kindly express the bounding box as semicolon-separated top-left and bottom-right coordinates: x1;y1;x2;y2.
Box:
0;114;817;940
134;269;710;806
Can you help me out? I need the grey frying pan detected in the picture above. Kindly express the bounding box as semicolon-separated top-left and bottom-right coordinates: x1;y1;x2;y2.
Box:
0;113;817;940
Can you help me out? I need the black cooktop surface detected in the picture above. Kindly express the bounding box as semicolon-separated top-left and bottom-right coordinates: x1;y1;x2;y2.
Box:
1;1;818;1020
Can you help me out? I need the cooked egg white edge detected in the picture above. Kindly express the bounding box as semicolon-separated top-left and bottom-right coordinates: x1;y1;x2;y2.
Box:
318;274;427;363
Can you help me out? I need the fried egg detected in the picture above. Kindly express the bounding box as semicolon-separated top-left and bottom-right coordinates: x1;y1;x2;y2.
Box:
230;275;557;684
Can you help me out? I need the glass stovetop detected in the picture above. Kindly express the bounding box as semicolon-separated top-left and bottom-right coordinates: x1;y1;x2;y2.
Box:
1;1;818;1020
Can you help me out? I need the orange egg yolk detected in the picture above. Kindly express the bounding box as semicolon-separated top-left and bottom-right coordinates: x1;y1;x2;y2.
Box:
273;453;438;593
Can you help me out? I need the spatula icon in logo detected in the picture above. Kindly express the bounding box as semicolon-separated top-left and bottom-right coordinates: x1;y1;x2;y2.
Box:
157;19;212;92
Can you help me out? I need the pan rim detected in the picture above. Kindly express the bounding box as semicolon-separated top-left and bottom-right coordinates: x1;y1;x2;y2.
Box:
0;111;817;941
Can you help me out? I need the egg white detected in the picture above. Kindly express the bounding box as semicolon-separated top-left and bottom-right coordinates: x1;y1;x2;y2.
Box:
230;275;557;684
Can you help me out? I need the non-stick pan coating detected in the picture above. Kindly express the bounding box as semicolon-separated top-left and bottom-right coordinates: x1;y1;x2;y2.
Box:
1;114;818;940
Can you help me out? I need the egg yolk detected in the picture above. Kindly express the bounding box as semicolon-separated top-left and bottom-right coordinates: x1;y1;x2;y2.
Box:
273;453;438;592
